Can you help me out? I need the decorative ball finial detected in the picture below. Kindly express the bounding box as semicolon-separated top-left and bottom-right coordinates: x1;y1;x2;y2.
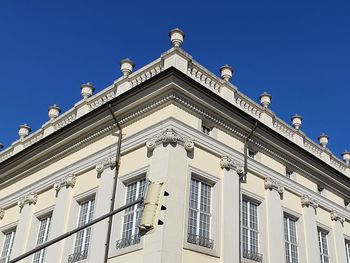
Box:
169;28;185;47
48;104;61;121
259;92;272;108
120;58;135;77
342;150;350;164
81;82;95;100
220;65;233;82
318;133;329;148
291;114;303;130
18;124;31;140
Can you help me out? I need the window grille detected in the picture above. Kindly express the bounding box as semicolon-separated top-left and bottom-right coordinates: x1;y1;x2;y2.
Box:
116;178;146;249
0;230;15;263
318;229;329;263
187;178;213;249
284;216;298;263
68;199;95;262
33;216;51;263
346;240;350;263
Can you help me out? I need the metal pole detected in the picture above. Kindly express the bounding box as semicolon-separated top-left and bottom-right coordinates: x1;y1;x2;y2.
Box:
9;197;143;263
103;104;123;263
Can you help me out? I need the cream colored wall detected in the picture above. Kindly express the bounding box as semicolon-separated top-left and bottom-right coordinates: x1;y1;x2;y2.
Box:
108;250;143;263
73;169;99;196
0;205;18;229
281;190;302;214
188;147;221;179
343;221;350;237
295;174;317;192
259;153;285;175
34;188;56;214
316;207;332;228
216;129;244;154
326;191;344;207
119;147;150;177
182;249;219;263
242;173;265;198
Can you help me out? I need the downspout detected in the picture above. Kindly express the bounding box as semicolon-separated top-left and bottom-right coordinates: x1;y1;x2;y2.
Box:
103;104;123;263
239;122;258;262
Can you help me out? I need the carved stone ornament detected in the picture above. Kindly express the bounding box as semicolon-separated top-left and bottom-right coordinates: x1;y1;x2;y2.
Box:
18;192;38;208
220;156;244;175
0;208;4;220
96;156;117;173
264;177;284;195
301;194;318;209
330;211;345;224
53;174;76;192
146;128;194;152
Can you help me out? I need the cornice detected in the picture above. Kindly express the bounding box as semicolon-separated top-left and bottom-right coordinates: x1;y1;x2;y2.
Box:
53;174;76;192
17;192;38;208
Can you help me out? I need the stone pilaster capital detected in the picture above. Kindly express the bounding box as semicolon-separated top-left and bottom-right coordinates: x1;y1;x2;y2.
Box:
17;192;38;208
54;174;76;192
0;208;4;220
96;156;117;174
146;128;194;152
330;210;345;224
264;177;284;195
301;194;318;209
220;156;244;175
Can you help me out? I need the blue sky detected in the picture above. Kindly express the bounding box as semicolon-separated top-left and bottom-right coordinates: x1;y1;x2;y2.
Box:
0;0;349;158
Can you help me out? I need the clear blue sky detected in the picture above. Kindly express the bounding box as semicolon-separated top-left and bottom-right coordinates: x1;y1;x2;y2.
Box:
0;0;349;158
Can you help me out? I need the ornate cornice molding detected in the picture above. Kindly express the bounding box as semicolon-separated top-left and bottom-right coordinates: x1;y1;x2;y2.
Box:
146;128;194;152
18;192;38;208
53;174;76;192
330;210;345;224
220;156;244;175
301;194;318;209
96;156;116;174
0;208;4;220
264;177;284;195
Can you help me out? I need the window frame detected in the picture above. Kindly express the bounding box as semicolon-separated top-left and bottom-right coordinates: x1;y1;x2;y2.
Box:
284;214;299;263
0;228;16;263
318;228;330;263
345;239;350;263
32;214;52;263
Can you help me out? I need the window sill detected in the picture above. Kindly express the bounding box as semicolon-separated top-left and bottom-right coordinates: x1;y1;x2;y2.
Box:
112;241;143;257
183;242;219;258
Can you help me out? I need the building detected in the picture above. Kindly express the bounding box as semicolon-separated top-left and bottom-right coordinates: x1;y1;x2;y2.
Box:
0;28;350;263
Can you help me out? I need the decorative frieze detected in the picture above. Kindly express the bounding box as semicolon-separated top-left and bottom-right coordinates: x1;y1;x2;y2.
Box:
18;192;38;208
0;208;4;220
146;128;194;152
95;156;117;174
301;194;318;209
264;177;284;195
330;211;345;224
53;174;76;192
220;156;244;175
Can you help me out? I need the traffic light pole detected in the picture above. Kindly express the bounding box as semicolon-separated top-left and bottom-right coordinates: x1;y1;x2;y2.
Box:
8;197;143;263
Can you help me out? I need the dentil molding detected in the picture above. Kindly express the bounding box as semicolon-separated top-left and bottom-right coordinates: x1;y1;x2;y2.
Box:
264;177;284;195
53;174;76;192
18;192;38;208
146;128;194;152
300;194;318;209
220;156;244;175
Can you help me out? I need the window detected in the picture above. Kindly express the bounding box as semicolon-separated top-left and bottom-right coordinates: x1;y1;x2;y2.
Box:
248;149;256;159
242;199;262;262
68;199;95;263
0;230;15;263
201;124;212;135
318;229;329;263
187;177;213;249
286;169;293;178
284;215;298;263
33;216;51;263
346;240;350;263
318;186;325;196
116;178;146;249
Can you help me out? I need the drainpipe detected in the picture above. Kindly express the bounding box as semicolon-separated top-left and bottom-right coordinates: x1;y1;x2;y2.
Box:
103;104;123;263
239;122;258;262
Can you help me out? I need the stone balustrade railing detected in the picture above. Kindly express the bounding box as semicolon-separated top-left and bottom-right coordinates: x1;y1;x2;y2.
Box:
330;155;347;173
0;148;13;162
304;138;323;158
23;130;44;149
130;61;164;88
187;62;222;94
89;89;116;111
54;109;77;131
234;93;262;119
273;118;294;140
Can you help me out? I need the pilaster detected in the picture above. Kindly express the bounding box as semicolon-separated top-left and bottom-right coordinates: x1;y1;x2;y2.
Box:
300;194;320;263
45;175;76;262
264;177;284;263
330;211;347;263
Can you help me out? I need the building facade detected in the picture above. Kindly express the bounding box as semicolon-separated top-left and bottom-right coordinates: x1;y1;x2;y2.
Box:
1;29;350;263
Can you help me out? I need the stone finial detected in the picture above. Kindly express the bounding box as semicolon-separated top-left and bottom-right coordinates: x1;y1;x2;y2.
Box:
318;133;329;148
220;65;233;82
264;177;284;195
48;104;61;121
120;58;135;77
146;128;194;152
53;174;76;192
81;82;95;100
330;211;345;224
291;114;303;130
341;150;350;164
169;28;185;47
18;124;31;140
220;156;244;175
18;192;38;208
0;208;4;220
259;92;272;108
301;194;318;209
